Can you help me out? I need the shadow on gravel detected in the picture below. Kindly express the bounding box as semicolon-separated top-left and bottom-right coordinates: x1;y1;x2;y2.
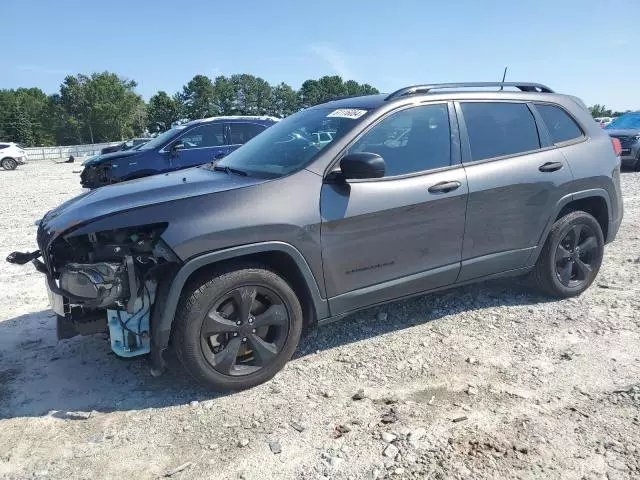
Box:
295;278;552;358
0;278;551;419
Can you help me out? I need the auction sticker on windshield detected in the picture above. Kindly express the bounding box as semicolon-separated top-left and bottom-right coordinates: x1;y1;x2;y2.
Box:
327;108;368;119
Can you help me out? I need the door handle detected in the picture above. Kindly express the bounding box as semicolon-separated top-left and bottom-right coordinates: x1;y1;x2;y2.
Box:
428;180;461;194
213;152;227;160
538;161;563;172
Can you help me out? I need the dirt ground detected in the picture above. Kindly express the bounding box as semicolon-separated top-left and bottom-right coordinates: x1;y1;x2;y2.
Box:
0;162;639;480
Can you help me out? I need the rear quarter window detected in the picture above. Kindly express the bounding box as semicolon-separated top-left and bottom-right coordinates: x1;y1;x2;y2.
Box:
229;123;267;144
0;144;8;150
535;104;584;143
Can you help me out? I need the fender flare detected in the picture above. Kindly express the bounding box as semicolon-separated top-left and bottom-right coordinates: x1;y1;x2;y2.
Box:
150;241;329;368
526;188;612;266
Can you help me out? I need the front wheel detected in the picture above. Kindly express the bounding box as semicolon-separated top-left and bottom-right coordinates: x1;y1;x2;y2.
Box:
532;211;604;298
1;158;18;170
173;264;303;390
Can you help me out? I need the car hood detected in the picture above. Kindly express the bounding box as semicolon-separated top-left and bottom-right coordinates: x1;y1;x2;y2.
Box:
82;150;142;166
38;167;266;243
605;128;640;137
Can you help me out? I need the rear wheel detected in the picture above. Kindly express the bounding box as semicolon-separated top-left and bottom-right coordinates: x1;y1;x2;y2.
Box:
1;158;17;170
532;211;604;298
173;264;303;390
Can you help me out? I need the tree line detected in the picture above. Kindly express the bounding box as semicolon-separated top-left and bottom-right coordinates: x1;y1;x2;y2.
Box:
588;104;630;119
0;72;378;147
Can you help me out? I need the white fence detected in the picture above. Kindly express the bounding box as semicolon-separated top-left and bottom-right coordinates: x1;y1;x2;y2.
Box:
24;142;121;162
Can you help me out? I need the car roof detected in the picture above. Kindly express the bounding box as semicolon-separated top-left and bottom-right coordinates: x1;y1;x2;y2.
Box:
311;82;578;112
312;94;389;110
188;115;280;126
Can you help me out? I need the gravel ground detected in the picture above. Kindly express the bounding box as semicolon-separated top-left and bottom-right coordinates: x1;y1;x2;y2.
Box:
1;162;639;480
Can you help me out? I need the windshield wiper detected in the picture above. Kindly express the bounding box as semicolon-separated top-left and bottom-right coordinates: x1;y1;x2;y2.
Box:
213;165;248;176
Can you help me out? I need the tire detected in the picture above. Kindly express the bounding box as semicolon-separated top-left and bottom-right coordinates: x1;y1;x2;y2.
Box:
532;211;604;298
173;263;303;391
635;154;640;172
1;158;18;170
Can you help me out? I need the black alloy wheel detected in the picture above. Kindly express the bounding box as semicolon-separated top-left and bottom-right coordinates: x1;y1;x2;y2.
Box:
532;210;604;298
554;224;599;288
200;285;289;376
174;264;303;390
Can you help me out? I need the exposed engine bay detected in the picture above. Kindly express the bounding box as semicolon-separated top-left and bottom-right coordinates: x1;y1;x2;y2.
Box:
24;224;178;358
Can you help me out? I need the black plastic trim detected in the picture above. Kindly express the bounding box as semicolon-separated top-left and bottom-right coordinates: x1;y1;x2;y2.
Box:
458;247;536;282
153;241;329;353
328;263;459;316
317;266;532;327
526;188;612;266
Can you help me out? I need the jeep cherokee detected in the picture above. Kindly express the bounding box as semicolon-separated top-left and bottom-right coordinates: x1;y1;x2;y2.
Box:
7;82;623;391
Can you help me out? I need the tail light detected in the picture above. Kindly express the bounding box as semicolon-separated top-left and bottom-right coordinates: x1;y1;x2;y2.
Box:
611;138;622;156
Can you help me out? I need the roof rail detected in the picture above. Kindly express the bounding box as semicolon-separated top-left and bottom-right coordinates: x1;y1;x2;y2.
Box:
385;82;554;101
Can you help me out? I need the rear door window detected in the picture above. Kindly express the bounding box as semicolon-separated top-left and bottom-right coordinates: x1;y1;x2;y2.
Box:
228;123;267;145
535;104;584;143
178;123;225;149
461;102;541;161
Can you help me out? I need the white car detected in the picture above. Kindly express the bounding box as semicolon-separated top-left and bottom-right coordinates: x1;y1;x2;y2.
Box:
311;131;334;146
0;142;28;170
594;117;613;128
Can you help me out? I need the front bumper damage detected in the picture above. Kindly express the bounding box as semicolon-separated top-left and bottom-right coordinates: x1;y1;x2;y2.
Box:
7;222;180;374
80;164;111;189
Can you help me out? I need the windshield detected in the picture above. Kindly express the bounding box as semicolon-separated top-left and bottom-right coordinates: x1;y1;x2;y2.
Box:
210;107;370;177
137;126;186;150
606;113;640;130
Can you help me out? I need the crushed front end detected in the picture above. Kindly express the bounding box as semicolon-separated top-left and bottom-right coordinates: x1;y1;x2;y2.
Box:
80;163;111;189
8;220;180;364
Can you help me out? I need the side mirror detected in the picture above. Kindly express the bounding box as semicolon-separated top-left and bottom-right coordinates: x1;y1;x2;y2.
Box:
338;152;385;180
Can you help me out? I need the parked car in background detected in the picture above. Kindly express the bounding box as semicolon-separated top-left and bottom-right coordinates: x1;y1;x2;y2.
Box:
8;82;623;391
594;117;613;128
100;138;152;155
605;112;640;170
0;142;28;170
80;116;278;188
311;131;334;146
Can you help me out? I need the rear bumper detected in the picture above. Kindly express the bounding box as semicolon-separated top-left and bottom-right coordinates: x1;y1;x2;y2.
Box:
620;145;639;167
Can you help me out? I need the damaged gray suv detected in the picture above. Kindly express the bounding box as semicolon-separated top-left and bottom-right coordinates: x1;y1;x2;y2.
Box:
7;82;623;391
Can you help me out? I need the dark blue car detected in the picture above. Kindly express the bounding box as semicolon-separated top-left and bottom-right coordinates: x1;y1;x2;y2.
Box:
80;116;279;188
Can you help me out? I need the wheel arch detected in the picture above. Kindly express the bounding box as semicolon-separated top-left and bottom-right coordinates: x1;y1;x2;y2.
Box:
527;189;612;266
151;241;329;367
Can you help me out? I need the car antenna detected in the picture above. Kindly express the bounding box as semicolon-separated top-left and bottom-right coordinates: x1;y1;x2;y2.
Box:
499;66;508;90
